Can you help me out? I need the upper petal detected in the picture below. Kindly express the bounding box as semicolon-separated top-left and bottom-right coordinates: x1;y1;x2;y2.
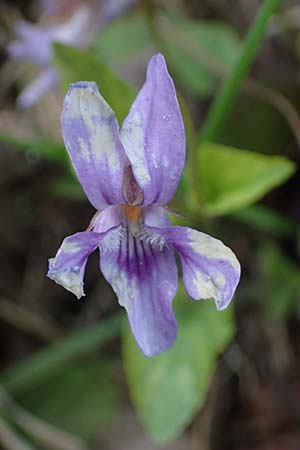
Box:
100;221;178;356
149;226;241;310
120;54;186;206
47;224;121;299
61;82;127;210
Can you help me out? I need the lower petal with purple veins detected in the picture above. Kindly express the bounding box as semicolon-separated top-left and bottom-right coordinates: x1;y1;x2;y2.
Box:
149;226;241;310
47;228;121;299
100;221;178;357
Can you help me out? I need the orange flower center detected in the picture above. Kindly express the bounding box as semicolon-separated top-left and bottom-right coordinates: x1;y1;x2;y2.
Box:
122;205;142;223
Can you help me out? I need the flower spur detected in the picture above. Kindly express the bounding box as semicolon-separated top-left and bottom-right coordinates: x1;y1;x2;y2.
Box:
47;54;241;357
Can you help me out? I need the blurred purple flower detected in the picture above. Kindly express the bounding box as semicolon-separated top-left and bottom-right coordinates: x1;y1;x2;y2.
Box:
47;54;241;357
8;0;137;108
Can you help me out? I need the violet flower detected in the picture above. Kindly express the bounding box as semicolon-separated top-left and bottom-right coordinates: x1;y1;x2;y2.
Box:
47;54;240;357
8;0;137;108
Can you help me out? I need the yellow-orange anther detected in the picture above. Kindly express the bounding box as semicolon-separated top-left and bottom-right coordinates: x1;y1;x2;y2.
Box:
122;205;142;223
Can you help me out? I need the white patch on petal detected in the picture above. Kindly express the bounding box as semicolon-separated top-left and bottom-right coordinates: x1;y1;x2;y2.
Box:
192;271;224;303
78;137;91;162
99;227;123;252
103;262;138;312
65;86;121;173
121;111;151;184
215;272;226;287
59;241;80;255
188;229;240;271
133;226;167;251
91;122;120;171
113;272;138;311
48;260;84;300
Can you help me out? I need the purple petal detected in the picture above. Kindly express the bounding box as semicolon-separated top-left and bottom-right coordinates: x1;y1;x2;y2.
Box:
17;69;58;109
150;226;241;310
41;0;81;16
49;4;95;48
100;218;178;357
41;0;60;16
92;205;122;233
9;6;94;66
120;53;186;206
143;205;170;227
48;225;121;298
100;0;138;24
61;82;127;210
8;21;53;65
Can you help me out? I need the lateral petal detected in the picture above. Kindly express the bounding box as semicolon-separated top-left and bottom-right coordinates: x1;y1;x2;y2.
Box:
47;226;121;299
61;82;127;210
149;226;241;310
120;54;186;206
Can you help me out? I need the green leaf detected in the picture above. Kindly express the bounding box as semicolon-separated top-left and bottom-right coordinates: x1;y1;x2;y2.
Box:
50;175;85;199
92;12;154;65
160;18;241;97
199;143;296;216
216;94;291;156
0;132;67;166
17;358;119;440
53;43;136;123
123;286;235;443
230;205;297;238
0;313;122;394
259;244;300;318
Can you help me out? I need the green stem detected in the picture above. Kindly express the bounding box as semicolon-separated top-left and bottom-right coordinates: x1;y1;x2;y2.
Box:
198;0;280;145
0;313;123;394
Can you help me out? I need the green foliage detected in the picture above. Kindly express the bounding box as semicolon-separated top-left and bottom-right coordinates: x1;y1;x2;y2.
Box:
217;95;291;155
17;358;119;440
53;43;136;123
123;286;235;443
50;175;85;199
0;314;122;394
231;205;297;238
0;133;67;166
259;244;300;318
160;18;241;97
198;0;280;144
93;12;154;65
198;143;296;216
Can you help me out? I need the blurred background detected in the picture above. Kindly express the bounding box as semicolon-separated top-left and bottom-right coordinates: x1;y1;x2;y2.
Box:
1;0;300;449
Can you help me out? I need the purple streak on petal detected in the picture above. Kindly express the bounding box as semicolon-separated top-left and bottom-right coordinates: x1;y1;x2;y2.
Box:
149;226;241;310
48;225;121;299
100;218;178;356
61;82;127;210
17;68;58;109
120;53;186;206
